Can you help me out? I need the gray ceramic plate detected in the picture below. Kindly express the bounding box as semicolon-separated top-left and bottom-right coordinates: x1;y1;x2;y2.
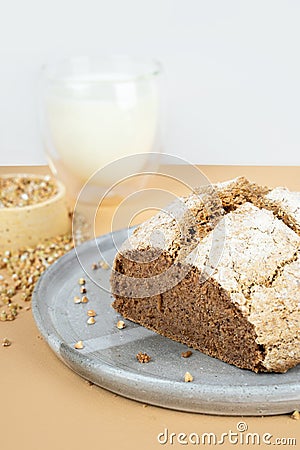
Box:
32;228;300;416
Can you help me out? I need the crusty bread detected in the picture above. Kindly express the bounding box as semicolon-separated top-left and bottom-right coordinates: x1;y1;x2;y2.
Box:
111;177;300;373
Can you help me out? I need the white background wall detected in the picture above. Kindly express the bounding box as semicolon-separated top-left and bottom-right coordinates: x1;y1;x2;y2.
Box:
0;0;299;165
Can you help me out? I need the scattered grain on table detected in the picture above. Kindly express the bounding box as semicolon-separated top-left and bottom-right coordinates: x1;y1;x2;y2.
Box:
2;337;11;347
291;410;300;420
0;233;74;322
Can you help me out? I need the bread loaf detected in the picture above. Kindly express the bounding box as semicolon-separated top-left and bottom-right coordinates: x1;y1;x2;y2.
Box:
111;177;300;373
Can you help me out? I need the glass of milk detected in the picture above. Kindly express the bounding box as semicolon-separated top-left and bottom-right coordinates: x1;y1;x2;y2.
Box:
40;56;162;207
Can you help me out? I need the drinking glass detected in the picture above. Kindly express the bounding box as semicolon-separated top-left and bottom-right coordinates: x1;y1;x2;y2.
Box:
39;56;163;206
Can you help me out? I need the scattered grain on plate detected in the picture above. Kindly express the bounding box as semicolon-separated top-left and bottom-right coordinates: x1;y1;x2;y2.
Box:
87;317;96;325
73;296;81;304
184;372;193;382
80;286;86;294
91;263;98;270
2;338;11;347
74;340;84;350
87;310;96;317
81;295;89;303
291;410;300;420
136;352;151;363
117;320;126;330
99;261;109;270
78;278;86;285
181;350;193;358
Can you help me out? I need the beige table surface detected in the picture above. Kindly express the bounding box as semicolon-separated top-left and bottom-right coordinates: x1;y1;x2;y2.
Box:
1;165;300;450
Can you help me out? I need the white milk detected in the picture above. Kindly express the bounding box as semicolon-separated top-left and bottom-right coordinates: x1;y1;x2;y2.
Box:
46;74;159;184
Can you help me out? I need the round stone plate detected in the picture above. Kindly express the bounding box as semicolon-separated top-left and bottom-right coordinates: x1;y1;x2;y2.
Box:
32;228;300;416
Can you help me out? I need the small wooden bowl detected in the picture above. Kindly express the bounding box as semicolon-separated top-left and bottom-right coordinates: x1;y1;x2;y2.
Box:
0;174;71;252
